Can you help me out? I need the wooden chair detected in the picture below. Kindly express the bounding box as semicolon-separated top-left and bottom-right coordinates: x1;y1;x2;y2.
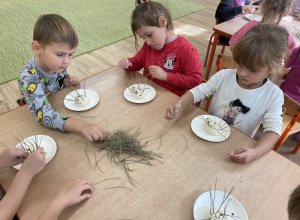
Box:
273;94;300;154
16;98;26;107
203;20;229;67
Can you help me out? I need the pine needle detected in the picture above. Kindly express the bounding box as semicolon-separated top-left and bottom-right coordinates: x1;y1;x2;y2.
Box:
97;128;164;186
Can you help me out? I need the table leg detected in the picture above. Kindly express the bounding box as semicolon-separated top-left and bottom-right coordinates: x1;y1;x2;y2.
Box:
205;32;219;81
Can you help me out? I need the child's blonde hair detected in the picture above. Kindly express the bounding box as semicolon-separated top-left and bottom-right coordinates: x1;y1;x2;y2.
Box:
261;0;293;24
233;24;288;81
33;14;78;48
131;1;173;50
288;184;300;220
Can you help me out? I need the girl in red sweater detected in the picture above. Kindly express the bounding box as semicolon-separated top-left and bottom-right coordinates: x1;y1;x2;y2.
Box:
118;0;202;96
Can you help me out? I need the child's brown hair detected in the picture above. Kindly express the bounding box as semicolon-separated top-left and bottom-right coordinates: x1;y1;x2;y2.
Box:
261;0;293;24
233;24;288;81
33;14;78;48
131;1;173;50
288;184;300;220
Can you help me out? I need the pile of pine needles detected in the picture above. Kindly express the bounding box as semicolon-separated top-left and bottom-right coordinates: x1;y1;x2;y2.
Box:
97;128;164;186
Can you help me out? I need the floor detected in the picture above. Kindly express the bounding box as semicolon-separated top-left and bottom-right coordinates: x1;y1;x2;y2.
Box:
254;125;300;164
0;0;299;164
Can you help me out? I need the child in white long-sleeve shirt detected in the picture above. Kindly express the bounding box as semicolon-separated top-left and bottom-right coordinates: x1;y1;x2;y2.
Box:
165;24;288;164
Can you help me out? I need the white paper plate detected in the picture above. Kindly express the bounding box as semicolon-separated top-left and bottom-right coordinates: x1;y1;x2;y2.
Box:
13;135;57;170
64;89;99;111
193;191;248;220
245;13;293;22
191;115;230;142
124;84;156;103
281;15;293;22
244;13;261;21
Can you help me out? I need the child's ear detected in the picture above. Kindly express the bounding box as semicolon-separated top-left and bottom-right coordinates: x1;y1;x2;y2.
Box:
31;41;41;54
158;16;167;27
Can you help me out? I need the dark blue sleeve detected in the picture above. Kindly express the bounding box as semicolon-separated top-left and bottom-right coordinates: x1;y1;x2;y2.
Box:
215;0;244;23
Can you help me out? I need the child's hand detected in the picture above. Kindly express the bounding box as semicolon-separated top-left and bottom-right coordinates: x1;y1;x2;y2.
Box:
80;122;106;142
20;147;45;177
165;102;182;120
53;179;93;209
64;118;105;142
228;147;257;164
63;75;80;87
118;58;132;69
148;65;167;81
0;147;28;168
37;179;93;219
242;1;260;14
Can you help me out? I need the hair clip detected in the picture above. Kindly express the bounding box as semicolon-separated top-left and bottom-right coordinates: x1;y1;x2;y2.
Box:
136;0;150;7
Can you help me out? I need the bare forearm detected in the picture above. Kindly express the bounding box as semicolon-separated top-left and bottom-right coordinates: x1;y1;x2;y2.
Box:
0;171;32;220
254;131;279;158
63;118;84;133
37;199;64;220
177;91;195;108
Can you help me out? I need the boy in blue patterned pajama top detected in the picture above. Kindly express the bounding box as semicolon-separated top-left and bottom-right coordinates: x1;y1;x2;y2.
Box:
18;14;105;142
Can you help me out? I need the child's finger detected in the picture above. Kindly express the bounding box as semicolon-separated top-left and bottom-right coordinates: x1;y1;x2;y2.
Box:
172;106;178;116
148;65;155;70
232;147;247;154
81;183;94;192
15;149;29;158
97;131;105;141
80;193;91;201
228;150;247;163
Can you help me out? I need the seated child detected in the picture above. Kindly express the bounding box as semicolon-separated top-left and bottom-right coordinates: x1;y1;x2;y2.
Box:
18;14;105;142
288;183;300;220
0;147;45;220
118;0;202;97
215;0;260;44
165;24;289;164
280;46;300;142
229;0;297;53
290;0;300;17
280;46;300;104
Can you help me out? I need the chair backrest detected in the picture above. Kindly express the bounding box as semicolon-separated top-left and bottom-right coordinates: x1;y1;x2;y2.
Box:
216;54;237;72
282;93;300;123
274;93;300;153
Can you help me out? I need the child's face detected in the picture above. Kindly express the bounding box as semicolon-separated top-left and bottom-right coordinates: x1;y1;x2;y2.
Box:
35;42;76;74
236;65;270;89
136;25;168;50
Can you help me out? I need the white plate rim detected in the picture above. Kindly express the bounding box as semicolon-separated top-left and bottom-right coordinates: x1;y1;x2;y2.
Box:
124;84;156;103
64;89;99;111
193;190;248;220
282;15;293;21
244;13;255;20
13;135;57;170
244;13;262;21
191;115;230;142
244;14;293;22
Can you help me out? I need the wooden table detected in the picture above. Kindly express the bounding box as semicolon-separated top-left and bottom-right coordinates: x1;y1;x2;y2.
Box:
0;67;299;220
205;14;300;80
